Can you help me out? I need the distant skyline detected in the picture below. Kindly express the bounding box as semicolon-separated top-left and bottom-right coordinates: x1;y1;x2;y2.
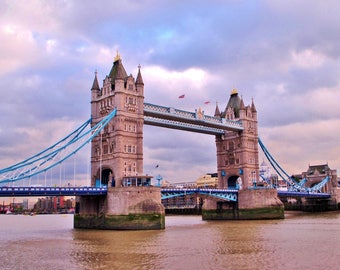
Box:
1;1;340;186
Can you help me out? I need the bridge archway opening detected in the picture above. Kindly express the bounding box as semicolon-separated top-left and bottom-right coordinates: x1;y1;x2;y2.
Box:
101;168;113;186
227;175;239;189
144;126;217;184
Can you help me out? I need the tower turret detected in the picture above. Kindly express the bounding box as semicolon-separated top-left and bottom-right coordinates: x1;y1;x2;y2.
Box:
239;97;246;119
136;64;144;86
214;102;221;117
91;71;100;92
91;71;101;119
135;65;145;115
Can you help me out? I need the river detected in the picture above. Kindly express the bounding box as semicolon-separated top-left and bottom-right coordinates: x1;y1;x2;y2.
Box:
0;212;340;270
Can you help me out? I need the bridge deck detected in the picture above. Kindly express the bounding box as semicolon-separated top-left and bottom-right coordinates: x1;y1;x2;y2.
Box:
277;190;331;199
0;186;331;199
0;186;107;197
161;188;239;201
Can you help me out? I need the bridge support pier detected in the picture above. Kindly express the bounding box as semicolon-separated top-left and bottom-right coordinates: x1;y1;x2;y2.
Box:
74;187;165;230
202;189;284;220
301;198;337;211
283;197;338;212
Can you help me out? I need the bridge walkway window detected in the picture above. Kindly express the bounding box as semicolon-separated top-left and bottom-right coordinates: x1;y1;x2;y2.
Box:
122;176;152;187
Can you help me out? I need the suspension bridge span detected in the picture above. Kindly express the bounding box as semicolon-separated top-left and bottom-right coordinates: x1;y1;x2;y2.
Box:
1;54;339;229
0;109;334;201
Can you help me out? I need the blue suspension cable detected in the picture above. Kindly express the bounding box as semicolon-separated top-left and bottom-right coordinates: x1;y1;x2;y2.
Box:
0;108;117;184
258;138;306;191
0;118;91;174
258;138;331;192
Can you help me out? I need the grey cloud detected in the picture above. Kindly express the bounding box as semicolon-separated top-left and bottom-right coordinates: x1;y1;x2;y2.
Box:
2;0;340;182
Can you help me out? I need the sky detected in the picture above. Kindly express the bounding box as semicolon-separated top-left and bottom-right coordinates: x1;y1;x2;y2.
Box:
1;0;340;186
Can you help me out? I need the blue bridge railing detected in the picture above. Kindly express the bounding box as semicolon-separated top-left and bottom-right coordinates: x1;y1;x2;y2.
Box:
0;186;331;200
0;186;108;197
161;188;239;201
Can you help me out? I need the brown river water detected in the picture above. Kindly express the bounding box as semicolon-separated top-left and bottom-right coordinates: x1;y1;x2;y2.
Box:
0;212;340;270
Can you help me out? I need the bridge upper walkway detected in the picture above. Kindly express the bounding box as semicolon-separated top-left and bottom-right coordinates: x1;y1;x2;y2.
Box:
144;103;243;135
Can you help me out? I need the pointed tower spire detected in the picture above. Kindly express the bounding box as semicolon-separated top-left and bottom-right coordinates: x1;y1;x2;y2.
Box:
114;50;121;62
239;96;246;119
214;101;221;117
225;88;241;118
251;97;257;112
109;52;127;80
240;96;245;110
91;70;100;91
136;64;144;85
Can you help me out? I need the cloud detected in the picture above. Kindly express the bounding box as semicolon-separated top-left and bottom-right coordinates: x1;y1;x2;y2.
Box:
260;118;340;175
291;49;327;69
142;65;212;109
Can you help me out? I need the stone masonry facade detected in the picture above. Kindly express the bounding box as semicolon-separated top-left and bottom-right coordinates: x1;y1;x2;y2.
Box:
90;53;144;187
215;89;259;189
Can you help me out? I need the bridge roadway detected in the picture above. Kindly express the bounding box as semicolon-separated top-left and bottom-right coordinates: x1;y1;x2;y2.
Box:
0;186;107;197
0;186;331;200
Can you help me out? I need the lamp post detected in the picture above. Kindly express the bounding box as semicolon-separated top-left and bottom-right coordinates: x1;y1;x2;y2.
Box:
156;175;162;187
252;171;257;188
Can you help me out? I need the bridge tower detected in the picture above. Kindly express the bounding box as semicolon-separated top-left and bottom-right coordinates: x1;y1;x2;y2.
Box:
75;53;165;230
203;89;283;220
90;53;144;187
215;89;259;189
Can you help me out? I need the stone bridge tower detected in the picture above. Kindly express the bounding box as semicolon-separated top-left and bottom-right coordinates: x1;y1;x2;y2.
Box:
90;53;144;187
215;89;259;189
75;54;164;230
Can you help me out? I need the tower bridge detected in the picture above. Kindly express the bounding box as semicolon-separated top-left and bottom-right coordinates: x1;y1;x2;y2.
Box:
1;53;340;229
88;54;261;193
78;53;283;229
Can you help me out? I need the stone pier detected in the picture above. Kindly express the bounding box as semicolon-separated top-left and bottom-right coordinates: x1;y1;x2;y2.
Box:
202;189;284;220
74;187;165;230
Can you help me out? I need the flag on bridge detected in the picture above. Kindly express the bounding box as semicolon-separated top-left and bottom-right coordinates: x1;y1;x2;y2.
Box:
178;94;185;99
204;101;210;104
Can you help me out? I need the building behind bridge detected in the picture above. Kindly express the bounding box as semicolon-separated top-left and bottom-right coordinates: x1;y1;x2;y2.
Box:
161;173;219;188
161;173;219;213
293;164;339;193
34;196;75;214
